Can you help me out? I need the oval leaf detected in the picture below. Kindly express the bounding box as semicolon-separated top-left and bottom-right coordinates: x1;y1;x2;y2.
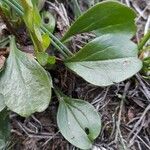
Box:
0;37;52;117
62;1;136;41
65;34;142;86
57;94;101;149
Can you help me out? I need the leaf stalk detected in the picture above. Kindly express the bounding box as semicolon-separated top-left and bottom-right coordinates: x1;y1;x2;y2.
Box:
138;30;150;52
3;0;73;58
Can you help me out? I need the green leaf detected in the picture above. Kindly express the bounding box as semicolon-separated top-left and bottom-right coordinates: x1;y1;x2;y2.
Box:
62;1;142;86
65;34;142;86
36;52;56;66
62;1;136;42
0;109;10;149
21;0;36;28
47;56;56;65
32;0;46;10
17;0;46;10
36;52;49;66
0;56;6;112
21;0;50;53
41;33;51;51
0;94;5;112
31;26;50;53
0;1;11;19
142;57;150;75
0;37;52;117
57;92;101;149
42;11;56;33
21;0;41;28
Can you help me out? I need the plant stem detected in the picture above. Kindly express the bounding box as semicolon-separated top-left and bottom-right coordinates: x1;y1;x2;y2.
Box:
138;30;150;52
41;26;73;56
53;88;64;102
73;0;82;18
4;0;23;16
3;0;73;58
0;37;9;45
4;0;66;57
11;0;23;11
12;0;73;57
140;46;150;53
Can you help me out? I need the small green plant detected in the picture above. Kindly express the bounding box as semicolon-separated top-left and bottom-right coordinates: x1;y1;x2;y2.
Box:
0;0;149;149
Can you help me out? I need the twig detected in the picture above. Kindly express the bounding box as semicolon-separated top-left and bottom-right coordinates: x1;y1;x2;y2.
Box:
129;116;146;147
31;115;42;129
114;82;130;150
46;1;70;27
132;2;147;20
123;125;150;149
128;104;150;139
17;122;55;139
42;131;59;146
136;74;150;102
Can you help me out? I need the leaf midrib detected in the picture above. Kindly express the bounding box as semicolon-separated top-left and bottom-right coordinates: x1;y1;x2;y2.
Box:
65;101;91;139
67;56;137;63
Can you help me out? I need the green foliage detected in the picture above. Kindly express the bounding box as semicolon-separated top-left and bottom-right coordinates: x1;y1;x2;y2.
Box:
0;1;10;16
65;34;142;86
41;10;56;33
142;57;150;76
21;0;50;54
62;1;137;42
0;37;52;117
63;1;142;86
0;0;147;149
31;0;46;10
0;94;5;112
20;0;57;65
0;1;21;28
56;91;101;149
36;52;56;66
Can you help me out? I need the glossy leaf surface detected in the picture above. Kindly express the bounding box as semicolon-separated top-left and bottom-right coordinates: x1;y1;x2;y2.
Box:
63;1;142;86
65;34;142;86
62;1;137;41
